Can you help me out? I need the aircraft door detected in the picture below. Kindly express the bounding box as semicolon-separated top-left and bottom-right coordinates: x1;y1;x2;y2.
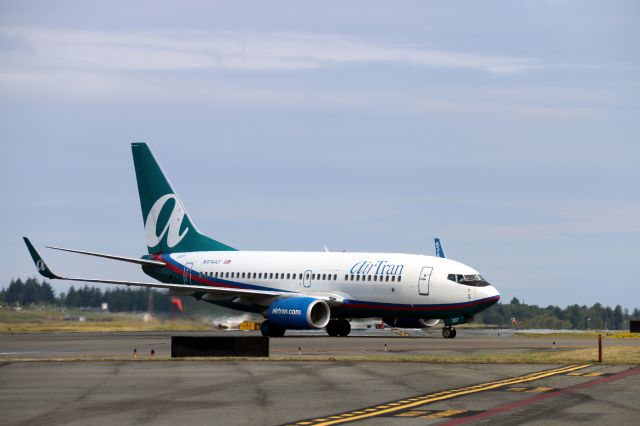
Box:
303;270;312;288
418;266;433;295
184;262;193;284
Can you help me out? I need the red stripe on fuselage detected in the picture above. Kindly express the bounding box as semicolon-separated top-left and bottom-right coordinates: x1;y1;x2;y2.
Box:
343;295;499;312
159;255;244;290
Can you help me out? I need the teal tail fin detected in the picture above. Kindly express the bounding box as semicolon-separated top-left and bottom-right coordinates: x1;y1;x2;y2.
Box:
23;237;59;279
131;142;237;254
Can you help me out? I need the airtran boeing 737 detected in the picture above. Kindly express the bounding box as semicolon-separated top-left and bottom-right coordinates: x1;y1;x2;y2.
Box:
25;143;500;338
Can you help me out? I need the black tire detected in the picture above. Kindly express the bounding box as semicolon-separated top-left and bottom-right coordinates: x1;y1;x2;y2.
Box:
272;326;286;337
450;327;457;338
260;320;273;337
338;319;351;337
261;320;286;337
326;319;340;337
442;327;452;338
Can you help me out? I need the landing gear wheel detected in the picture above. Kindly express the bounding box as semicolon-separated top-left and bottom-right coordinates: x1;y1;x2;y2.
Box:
261;320;286;337
442;326;456;339
337;319;351;337
326;319;340;337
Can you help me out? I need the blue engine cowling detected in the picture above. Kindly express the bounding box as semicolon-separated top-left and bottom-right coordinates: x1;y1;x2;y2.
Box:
382;317;440;328
267;297;331;329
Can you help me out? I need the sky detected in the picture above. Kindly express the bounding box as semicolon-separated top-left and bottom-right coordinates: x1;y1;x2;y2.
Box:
0;0;638;310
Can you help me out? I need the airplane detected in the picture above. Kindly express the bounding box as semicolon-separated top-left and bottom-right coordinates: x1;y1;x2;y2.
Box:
24;142;500;338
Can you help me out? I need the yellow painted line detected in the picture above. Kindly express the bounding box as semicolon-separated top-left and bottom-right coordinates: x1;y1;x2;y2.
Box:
395;411;426;417
528;387;554;393
584;372;603;377
300;364;591;426
507;387;528;392
424;409;466;418
567;372;584;376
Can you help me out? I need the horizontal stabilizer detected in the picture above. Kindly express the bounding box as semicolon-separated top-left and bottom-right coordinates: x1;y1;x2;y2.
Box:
46;245;165;267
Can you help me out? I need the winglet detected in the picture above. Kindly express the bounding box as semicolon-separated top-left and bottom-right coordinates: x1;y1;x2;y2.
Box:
434;238;446;258
23;237;59;279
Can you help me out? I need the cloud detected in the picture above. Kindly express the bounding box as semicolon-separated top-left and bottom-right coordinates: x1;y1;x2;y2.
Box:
0;27;539;73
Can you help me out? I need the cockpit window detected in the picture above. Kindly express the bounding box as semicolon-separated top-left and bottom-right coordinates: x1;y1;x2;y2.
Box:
447;273;490;287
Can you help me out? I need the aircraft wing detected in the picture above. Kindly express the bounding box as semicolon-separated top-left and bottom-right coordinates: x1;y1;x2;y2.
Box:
23;237;281;298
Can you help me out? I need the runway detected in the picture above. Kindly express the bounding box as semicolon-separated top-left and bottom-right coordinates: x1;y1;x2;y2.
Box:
1;331;639;425
1;360;638;425
3;329;638;359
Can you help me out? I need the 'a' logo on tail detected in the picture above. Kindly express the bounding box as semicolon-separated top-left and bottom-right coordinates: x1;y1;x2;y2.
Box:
36;259;46;272
145;194;189;249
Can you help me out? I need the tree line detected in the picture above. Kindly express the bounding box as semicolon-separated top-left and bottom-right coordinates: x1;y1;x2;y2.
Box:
1;278;639;329
1;278;174;313
477;297;638;330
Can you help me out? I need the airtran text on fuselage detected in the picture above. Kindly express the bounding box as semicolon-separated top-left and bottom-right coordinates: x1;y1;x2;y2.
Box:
349;260;404;276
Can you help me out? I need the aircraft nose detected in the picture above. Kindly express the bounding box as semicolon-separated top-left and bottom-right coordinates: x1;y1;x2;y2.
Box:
480;285;500;302
489;285;500;301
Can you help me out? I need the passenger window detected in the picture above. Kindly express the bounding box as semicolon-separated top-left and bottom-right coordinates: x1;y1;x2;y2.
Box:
356;275;360;281
322;274;326;280
391;276;396;282
385;276;389;282
334;274;337;280
398;276;402;282
367;275;372;281
269;273;273;279
350;275;354;281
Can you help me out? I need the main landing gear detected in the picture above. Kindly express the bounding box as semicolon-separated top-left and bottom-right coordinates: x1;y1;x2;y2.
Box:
442;326;457;339
326;319;351;337
260;320;286;337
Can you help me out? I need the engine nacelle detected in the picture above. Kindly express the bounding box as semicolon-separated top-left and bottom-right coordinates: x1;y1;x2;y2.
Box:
382;317;441;328
267;297;331;329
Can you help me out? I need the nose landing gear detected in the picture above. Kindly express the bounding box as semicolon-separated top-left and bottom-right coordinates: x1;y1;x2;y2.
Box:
326;319;351;336
442;326;457;339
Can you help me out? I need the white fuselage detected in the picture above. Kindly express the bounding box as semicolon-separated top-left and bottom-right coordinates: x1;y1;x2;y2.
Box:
150;250;501;319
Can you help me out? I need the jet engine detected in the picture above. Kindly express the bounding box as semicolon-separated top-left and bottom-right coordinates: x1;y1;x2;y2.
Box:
267;297;331;329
